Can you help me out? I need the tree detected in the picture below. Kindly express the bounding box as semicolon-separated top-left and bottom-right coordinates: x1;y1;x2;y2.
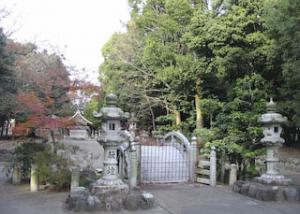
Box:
264;0;300;146
0;29;16;136
6;41;73;141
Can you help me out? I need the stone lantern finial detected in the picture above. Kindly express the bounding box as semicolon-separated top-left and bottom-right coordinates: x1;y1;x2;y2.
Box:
266;97;276;112
107;93;117;106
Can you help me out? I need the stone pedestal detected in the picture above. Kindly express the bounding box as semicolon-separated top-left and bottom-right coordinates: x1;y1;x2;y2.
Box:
255;144;291;185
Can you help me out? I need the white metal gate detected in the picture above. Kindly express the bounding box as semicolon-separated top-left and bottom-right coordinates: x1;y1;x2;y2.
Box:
140;131;194;184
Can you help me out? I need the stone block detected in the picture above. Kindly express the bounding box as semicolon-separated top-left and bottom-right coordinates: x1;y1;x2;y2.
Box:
123;193;141;211
261;187;275;201
232;181;245;193
240;183;250;195
141;192;154;210
283;187;300;201
104;196;122;211
275;189;285;201
248;184;258;198
87;195;102;211
66;187;89;211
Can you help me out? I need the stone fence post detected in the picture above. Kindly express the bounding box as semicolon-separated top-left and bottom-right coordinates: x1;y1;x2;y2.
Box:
30;164;39;192
71;167;80;191
128;142;138;189
12;163;21;185
209;146;217;187
229;164;237;186
190;136;198;182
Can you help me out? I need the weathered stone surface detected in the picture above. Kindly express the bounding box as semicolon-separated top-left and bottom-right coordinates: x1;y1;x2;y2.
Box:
283;187;300;201
261;187;275;201
232;183;240;193
123;193;141;210
275;188;285;201
232;181;245;193
104;196;122;211
240;183;250;195
248;184;258;198
86;195;102;211
66;187;89;211
141;192;154;210
233;180;300;202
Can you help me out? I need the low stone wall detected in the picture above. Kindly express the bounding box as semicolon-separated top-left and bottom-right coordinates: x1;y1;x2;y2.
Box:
233;181;300;201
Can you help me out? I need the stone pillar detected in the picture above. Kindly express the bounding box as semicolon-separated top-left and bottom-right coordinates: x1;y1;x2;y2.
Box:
210;146;217;187
229;164;237;186
189;136;198;182
30;164;38;192
128;146;138;189
102;145;119;181
12;164;21;185
71;167;80;191
266;145;279;175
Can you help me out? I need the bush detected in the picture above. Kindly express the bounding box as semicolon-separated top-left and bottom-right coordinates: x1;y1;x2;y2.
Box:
33;149;72;190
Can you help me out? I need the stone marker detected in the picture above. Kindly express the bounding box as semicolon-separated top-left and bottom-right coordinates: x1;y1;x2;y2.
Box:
12;164;21;185
30;164;38;192
210;146;217;187
71;167;80;191
229;164;237;186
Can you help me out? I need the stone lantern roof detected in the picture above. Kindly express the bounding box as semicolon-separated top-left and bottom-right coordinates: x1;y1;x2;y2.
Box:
94;93;129;121
259;98;287;125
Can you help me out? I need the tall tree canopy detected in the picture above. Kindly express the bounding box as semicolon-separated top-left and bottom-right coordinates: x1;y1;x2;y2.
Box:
0;28;16;130
99;0;300;176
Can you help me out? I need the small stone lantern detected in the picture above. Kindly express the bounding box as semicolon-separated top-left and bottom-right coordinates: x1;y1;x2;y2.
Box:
93;93;129;188
256;98;290;185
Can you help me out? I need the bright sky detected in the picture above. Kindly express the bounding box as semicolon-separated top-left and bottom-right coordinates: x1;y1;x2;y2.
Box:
0;0;130;84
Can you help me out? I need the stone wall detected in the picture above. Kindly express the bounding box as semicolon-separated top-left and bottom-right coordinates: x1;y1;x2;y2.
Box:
256;156;300;174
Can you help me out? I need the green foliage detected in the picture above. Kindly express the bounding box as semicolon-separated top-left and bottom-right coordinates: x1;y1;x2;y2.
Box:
264;0;300;127
98;0;300;178
11;141;47;178
33;149;72;189
83;97;101;127
0;29;16;126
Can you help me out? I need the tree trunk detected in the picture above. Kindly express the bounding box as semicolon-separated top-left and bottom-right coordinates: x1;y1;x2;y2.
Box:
195;78;203;129
149;106;156;131
0;122;4;137
5;119;9;136
174;110;181;128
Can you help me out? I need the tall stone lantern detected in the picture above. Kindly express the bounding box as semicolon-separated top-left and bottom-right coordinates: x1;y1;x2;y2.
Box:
93;93;130;190
256;98;290;185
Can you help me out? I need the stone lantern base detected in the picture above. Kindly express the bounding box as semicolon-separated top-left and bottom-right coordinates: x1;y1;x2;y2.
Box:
65;185;155;212
233;181;300;202
255;174;291;186
65;178;155;212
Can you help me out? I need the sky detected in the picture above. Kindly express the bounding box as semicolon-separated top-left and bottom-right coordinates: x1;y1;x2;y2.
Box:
0;0;130;84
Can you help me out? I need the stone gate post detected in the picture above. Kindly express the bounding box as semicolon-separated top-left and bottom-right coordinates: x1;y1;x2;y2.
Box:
210;146;217;187
189;136;198;182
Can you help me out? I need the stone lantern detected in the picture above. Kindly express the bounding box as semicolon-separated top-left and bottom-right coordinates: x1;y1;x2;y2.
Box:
256;98;290;185
93;93;130;189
